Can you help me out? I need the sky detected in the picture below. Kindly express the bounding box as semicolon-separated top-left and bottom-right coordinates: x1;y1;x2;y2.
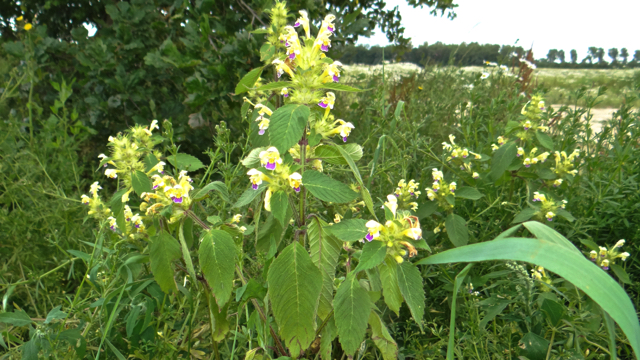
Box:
358;0;640;61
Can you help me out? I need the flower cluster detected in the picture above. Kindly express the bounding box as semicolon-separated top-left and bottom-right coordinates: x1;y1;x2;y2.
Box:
551;150;580;178
391;179;420;211
425;168;457;209
363;206;422;264
518;147;550;168
140;171;195;222
589;240;630;271
442;134;482;177
81;182;112;220
246;147;302;212
532;191;567;222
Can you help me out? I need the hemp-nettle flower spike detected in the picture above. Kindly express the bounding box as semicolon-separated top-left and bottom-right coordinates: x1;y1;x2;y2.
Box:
90;181;102;196
614;239;625;249
517;147;525;157
533;192;546;202
546;211;555;221
131;214;145;231
124;205;133;221
247;169;268;190
620;252;630;261
599;246;607;258
472;172;480;179
107;216;118;231
294;10;310;39
105;168;118;179
272;59;294;78
318;92;335;109
152;174;165;190
365;220;382;241
289;172;303;192
553;179;563;187
601;259;610;270
331;119;355;142
232;214;243;223
449;182;457;193
81;194;91;204
589;250;597;261
151;161;166;174
281;88;289;98
259;147;282;171
432;168;444;182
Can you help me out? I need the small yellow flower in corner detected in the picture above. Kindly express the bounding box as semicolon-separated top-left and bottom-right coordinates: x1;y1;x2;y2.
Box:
17;16;24;21
24;23;33;31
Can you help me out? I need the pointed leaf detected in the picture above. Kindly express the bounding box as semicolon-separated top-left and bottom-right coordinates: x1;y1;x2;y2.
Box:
512;208;537;224
454;187;483;200
302;170;358;203
445;213;468;247
235;67;264;94
270;191;290;227
149;232;182;293
233;185;266;208
330;144;376;219
327;219;368;242
314;144;363;165
193;181;230;202
131;171;152;196
268;242;323;357
308;216;342;320
397;261;425;329
489;142;517;181
269;104;310;154
167;153;205;172
355;241;387;272
199;230;237;307
44;306;67;324
379;257;403;316
0;310;32;326
334;273;372;356
535;130;554;150
368;312;398;360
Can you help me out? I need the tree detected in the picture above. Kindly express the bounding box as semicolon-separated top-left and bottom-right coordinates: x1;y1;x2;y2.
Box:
585;47;598;63
570;49;577;64
620;48;629;64
596;48;605;63
557;50;566;63
546;49;558;63
634;50;640;62
608;48;619;64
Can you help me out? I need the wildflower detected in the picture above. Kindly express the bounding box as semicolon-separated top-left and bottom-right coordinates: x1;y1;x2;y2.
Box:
461;149;469;158
500;65;508;71
264;189;272;211
24;23;32;31
124;205;133;221
484;61;497;67
247;168;268;190
497;136;505;145
523;120;532;130
599;247;607;258
589;250;597;261
545;211;555;221
334;213;343;224
523;158;532;167
620;252;630;261
17;16;23;21
167;184;187;203
449;182;457;193
432;168;444;182
272;59;294;78
394;255;404;264
239;226;247;233
481;72;490;80
144;119;160;135
81;194;91;205
426;189;436;201
152;175;165;190
384;195;398;215
365;220;382;241
601;259;610;270
315;33;332;52
319;14;336;34
409;202;418;211
324;61;343;83
331;119;355;142
255;104;273;135
318;92;336;109
432;182;440;192
281;88;289;98
151;161;166;174
433;225;441;234
538;101;545;111
533;192;546;202
107;216;118;231
231;214;242;223
89;181;102;196
402;227;422;241
259;147;282;171
311;159;323;172
472;172;480;179
289;172;303;192
294;10;310;38
553;179;563;187
517;147;525;157
560;200;567;209
105;169;118;179
131;214;145;231
614;239;625;249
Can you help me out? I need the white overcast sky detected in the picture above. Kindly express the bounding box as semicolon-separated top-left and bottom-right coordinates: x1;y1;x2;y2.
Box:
358;0;640;61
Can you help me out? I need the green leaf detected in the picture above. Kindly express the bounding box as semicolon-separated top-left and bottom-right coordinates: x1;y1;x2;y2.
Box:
167;153;205;171
519;332;549;360
233;185;266;208
320;316;337;360
259;43;276;61
149;232;182;293
415;201;438;219
255;81;291;92
327;219;368;242
556;209;576;222
241;147;267;169
208;299;230;342
308;216;342;320
269;104;310;154
334;273;372;356
131;171;152;196
178;221;196;281
235;67;264;94
522;221;582;256
329;144;375;218
396;261;425;329
489;142;517;181
355;241;387;272
193;181;230;202
610;263;632;285
320;83;369;92
454;187;483;200
379;257;403;316
270;191;289;227
445;263;474;360
535;130;554;150
478;301;511;331
512;208;537;224
106;338;127;360
417;237;640;357
21;338;40;360
126;306;142;338
302;170;359;203
268;242;323;357
0;310;32;326
538;168;556;180
445;213;468;247
199;230;237;307
44;306;67;324
541;299;565;327
314;144;363;165
368;312;398;360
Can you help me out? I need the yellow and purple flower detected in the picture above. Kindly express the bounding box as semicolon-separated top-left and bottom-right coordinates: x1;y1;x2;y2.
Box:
259;147;282;171
365;220;382;241
247;168;269;190
289;172;303;192
294;10;310;38
318;92;335;109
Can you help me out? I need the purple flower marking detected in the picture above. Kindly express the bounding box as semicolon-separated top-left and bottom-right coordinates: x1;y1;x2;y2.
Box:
327;26;334;32
258;129;266;135
462;155;468;158
252;183;259;190
591;258;596;262
342;136;348;142
110;225;117;231
524;126;530;130
289;53;296;60
134;224;141;229
525;164;531;168
318;101;328;108
365;232;374;241
603;265;609;270
294;21;301;27
546;217;553;221
153;185;159;189
265;161;276;171
294;187;301;193
320;44;329;52
173;197;183;204
333;75;339;82
283;93;289;98
395;193;400;197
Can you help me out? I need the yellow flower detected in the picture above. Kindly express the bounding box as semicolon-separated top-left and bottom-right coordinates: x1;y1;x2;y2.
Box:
318;92;336;110
107;216;118;231
232;214;243;223
272;59;294;78
532;192;546;202
17;16;23;21
151;161;166;174
264;189;273;211
124;205;133;221
289;172;303;192
426;189;436;201
517;147;525;157
131;214;145;232
449;182;457;193
614;239;625;249
553;179;563;187
152;175;165;190
472;172;480;179
81;194;91;205
409;202;418;211
89;181;102;196
432;168;444;182
280;87;289;98
24;23;33;31
333;213;343;224
589;250;597;261
402;227;422;241
311;159;323;172
105;168;118;179
294;10;310;38
330;119;355;142
545;211;555;221
383;195;398;215
619;252;630;261
497;136;505;145
365;220;382;241
247;168;269;189
259;147;282;171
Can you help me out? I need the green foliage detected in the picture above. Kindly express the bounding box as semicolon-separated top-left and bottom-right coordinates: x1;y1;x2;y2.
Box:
302;170;359;203
334;273;371;356
149;232;182;293
199;229;237;307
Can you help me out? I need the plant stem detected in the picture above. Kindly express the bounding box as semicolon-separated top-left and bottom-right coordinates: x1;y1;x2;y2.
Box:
299;128;307;226
545;328;556;360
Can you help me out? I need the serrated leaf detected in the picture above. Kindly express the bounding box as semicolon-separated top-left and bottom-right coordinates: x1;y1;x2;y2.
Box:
355;241;387;272
269;104;310;154
193;181;230;202
368;312;398;360
556;209;575;222
455;187;483;200
512;208;537;224
255;81;291;92
535;130;554;150
233;185;266;208
379;257;403;316
397;261;425;329
259;43;275;60
541;299;565;326
167;153;205;171
489;142;517;181
131;171;152;196
199;230;237;307
334;273;372;356
149;232;182;293
21;338;39;360
271;191;289;227
302;170;358;203
44;306;67;324
241;147;267;169
327;219;368;242
314;144;363;165
308;216;342;320
445;213;468;247
415;201;438;219
320;83;369;92
268;242;323;357
320;316;337;360
235;67;264;94
330;144;375;218
0;310;32;326
519;332;549;360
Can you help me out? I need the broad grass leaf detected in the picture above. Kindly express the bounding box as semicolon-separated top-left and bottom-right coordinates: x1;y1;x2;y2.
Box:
368;312;398;360
235;67;264;94
308;216;342;320
522;221;582;255
199;230;237;307
270;191;289;227
193;181;230;202
379;257;403;316
269;104;309;154
417;237;640;357
489;142;517;181
328;218;368;242
445;213;468;247
267;242;322;357
167;153;205;171
302;170;358;203
131;171;152;196
0;310;32;326
334;273;372;356
149;232;182;293
454;187;483;200
512;208;537;224
354;241;387;272
396;261;425;330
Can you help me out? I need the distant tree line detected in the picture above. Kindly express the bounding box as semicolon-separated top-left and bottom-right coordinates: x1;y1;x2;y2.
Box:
338;42;640;68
